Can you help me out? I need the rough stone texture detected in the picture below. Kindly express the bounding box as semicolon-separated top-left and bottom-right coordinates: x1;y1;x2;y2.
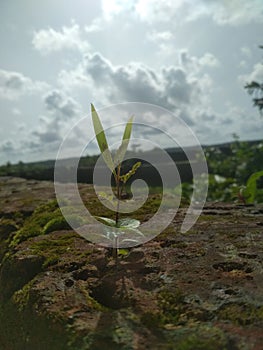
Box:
0;177;263;350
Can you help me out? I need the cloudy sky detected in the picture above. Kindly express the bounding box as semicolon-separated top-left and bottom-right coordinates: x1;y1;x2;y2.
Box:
0;0;263;165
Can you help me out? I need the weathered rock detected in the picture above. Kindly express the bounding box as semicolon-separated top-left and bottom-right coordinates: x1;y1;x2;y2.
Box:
0;254;45;300
0;177;263;349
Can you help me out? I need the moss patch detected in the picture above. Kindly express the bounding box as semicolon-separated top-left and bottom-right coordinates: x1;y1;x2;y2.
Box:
217;302;263;326
157;288;185;325
29;232;78;268
10;200;70;246
172;325;230;350
12;278;36;311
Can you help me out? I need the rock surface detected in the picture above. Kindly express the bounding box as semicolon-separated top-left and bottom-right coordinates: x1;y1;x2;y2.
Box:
0;176;263;350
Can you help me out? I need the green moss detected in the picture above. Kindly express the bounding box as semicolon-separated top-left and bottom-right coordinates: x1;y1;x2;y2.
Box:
43;217;71;234
30;233;76;251
141;311;163;328
157;225;177;240
0;253;44;300
0;296;76;350
86;191;164;223
12;279;36;311
13;211;24;220
217;302;263;326
0;218;20;261
174;326;229;350
9;200;74;246
142;289;185;329
42;255;60;268
29;233;77;268
157;289;185;324
0;218;18;238
175;242;188;249
133;194;162;219
198;215;217;222
84;193;116;220
78;284;108;312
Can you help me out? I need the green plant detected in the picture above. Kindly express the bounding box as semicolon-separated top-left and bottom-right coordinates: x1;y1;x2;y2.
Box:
241;46;263;204
245;45;263;114
204;134;263;203
238;170;263;204
91;104;142;260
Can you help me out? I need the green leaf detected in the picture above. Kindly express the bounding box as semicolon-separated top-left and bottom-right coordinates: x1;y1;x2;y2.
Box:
118;249;129;256
114;116;134;166
94;216;116;226
244;170;263;203
117;218;140;228
120;161;141;183
122;238;142;243
91;104;115;172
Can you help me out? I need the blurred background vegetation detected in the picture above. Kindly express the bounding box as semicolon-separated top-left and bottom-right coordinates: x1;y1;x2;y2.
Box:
1;137;262;204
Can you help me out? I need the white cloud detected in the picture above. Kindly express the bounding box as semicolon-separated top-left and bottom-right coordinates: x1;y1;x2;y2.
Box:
44;89;80;119
180;51;220;73
239;60;247;68
247;63;263;82
0;69;49;100
31;116;62;147
101;0;135;20
57;65;92;91
57;51;217;129
18;91;82;157
83;53;193;110
135;0;188;23
32;23;90;55
209;0;263;26
147;30;174;42
84;18;104;33
104;0;263;26
238;47;253;69
240;46;252;58
239;62;263;85
199;53;220;68
12;108;22;116
0;140;16;153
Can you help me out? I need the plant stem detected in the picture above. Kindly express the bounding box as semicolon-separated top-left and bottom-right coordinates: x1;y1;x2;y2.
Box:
113;236;118;265
113;164;121;262
115;164;121;225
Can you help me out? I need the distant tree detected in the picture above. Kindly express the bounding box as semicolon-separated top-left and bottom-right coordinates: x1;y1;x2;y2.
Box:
245;45;263;114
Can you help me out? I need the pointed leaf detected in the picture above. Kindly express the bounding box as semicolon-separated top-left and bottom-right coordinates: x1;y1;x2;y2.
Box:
122;238;141;243
245;170;263;203
119;227;144;237
91;104;115;172
117;218;140;228
114;116;134;166
94;216;116;226
122;115;134;141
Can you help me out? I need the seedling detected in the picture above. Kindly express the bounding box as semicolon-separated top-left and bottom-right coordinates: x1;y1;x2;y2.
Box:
91;104;142;260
